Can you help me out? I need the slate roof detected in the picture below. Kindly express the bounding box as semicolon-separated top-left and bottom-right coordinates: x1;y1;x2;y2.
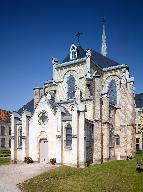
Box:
18;99;34;115
135;93;143;108
62;45;120;68
63;45;86;63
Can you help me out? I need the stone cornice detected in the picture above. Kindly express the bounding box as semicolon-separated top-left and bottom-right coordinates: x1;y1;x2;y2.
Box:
55;58;86;69
103;64;128;72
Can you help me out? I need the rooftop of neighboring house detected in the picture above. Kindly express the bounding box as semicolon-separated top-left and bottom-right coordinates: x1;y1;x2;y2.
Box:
0;109;11;123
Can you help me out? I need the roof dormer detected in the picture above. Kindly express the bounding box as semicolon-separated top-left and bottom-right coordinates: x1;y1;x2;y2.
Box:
70;44;77;60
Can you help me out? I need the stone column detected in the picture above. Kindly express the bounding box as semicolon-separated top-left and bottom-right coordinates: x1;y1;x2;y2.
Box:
11;112;21;163
11;113;15;162
93;72;102;163
101;93;110;162
76;103;86;167
52;57;58;82
85;49;91;79
126;77;135;156
21;111;31;160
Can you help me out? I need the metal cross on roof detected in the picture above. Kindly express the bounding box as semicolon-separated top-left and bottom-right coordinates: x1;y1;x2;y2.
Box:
101;17;106;24
75;32;82;44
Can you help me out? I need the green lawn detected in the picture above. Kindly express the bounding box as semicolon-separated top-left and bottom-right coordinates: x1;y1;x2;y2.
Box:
0;158;10;165
18;159;143;192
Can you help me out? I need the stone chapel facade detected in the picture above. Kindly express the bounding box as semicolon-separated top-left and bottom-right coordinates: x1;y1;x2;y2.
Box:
11;29;135;167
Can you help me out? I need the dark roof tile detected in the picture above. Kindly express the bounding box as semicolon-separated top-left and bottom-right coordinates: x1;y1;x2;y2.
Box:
62;45;120;68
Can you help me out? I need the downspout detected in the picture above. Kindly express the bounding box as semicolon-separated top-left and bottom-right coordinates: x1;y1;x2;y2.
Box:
61;116;63;165
100;97;103;164
14;120;17;163
77;111;80;167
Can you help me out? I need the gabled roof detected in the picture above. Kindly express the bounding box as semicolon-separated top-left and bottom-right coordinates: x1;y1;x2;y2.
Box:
135;93;143;108
62;45;120;68
18;99;34;115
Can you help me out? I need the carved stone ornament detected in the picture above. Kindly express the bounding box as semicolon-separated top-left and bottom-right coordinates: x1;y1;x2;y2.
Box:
38;110;48;125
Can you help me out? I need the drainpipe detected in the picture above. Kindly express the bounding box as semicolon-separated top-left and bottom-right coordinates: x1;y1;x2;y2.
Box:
77;111;80;167
100;97;103;164
61;117;63;165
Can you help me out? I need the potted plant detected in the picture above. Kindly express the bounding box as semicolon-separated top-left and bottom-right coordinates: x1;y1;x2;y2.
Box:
50;158;56;165
24;157;34;164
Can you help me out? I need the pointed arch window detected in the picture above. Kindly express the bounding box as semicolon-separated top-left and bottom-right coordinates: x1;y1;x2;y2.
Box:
108;79;117;105
18;127;22;147
67;75;75;99
65;124;72;147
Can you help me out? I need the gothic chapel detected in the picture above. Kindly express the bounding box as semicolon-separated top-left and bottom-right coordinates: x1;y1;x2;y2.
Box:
11;25;135;167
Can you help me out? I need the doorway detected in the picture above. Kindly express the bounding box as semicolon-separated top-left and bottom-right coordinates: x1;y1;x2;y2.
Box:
39;139;48;163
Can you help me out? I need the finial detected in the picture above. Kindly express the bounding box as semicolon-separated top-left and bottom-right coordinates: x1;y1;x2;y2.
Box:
101;18;107;57
75;32;82;45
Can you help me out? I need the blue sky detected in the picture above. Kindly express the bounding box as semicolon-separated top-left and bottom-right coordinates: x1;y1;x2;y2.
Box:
0;0;143;111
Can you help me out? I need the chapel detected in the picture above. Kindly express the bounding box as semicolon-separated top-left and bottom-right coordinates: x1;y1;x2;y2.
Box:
11;25;135;167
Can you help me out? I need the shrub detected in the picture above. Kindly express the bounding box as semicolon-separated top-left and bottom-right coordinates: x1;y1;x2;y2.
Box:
0;150;11;155
50;158;56;165
24;157;34;164
127;155;132;160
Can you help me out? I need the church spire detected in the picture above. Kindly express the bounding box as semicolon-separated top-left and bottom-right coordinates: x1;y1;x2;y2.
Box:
101;19;107;57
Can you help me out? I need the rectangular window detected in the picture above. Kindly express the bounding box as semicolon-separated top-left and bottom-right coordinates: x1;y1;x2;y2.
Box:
136;138;140;143
1;138;5;148
9;127;11;135
136;144;139;150
65;124;72;147
115;137;120;146
1;126;5;136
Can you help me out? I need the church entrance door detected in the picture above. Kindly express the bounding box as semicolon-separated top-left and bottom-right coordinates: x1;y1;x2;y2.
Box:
39;140;48;163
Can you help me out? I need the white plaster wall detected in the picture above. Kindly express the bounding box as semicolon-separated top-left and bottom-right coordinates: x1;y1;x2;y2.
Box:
28;96;61;163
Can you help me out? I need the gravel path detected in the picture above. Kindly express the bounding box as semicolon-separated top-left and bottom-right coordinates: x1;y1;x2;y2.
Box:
0;163;58;192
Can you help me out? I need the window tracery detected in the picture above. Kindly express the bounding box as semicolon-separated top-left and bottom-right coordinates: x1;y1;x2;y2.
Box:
18;127;22;147
70;44;77;60
67;74;76;99
65;124;72;147
108;79;117;105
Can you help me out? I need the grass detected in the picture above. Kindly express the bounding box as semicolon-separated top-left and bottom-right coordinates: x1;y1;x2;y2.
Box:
18;155;143;192
0;158;10;165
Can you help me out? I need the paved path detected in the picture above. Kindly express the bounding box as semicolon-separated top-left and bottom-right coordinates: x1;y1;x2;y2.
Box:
0;163;58;192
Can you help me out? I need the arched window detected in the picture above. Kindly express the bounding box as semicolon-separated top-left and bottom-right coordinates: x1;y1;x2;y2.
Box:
108;79;117;105
67;75;76;99
1;126;5;136
70;44;77;60
18;127;22;147
65;124;72;147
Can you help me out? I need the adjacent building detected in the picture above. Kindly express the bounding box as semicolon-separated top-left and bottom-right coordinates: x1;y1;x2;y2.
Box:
135;93;143;150
0;109;11;150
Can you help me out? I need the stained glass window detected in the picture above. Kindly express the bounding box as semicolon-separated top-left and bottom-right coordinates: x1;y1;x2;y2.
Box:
65;124;72;147
67;75;75;99
108;79;117;105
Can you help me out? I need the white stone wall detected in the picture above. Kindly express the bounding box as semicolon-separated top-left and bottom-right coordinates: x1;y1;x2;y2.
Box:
28;96;62;163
